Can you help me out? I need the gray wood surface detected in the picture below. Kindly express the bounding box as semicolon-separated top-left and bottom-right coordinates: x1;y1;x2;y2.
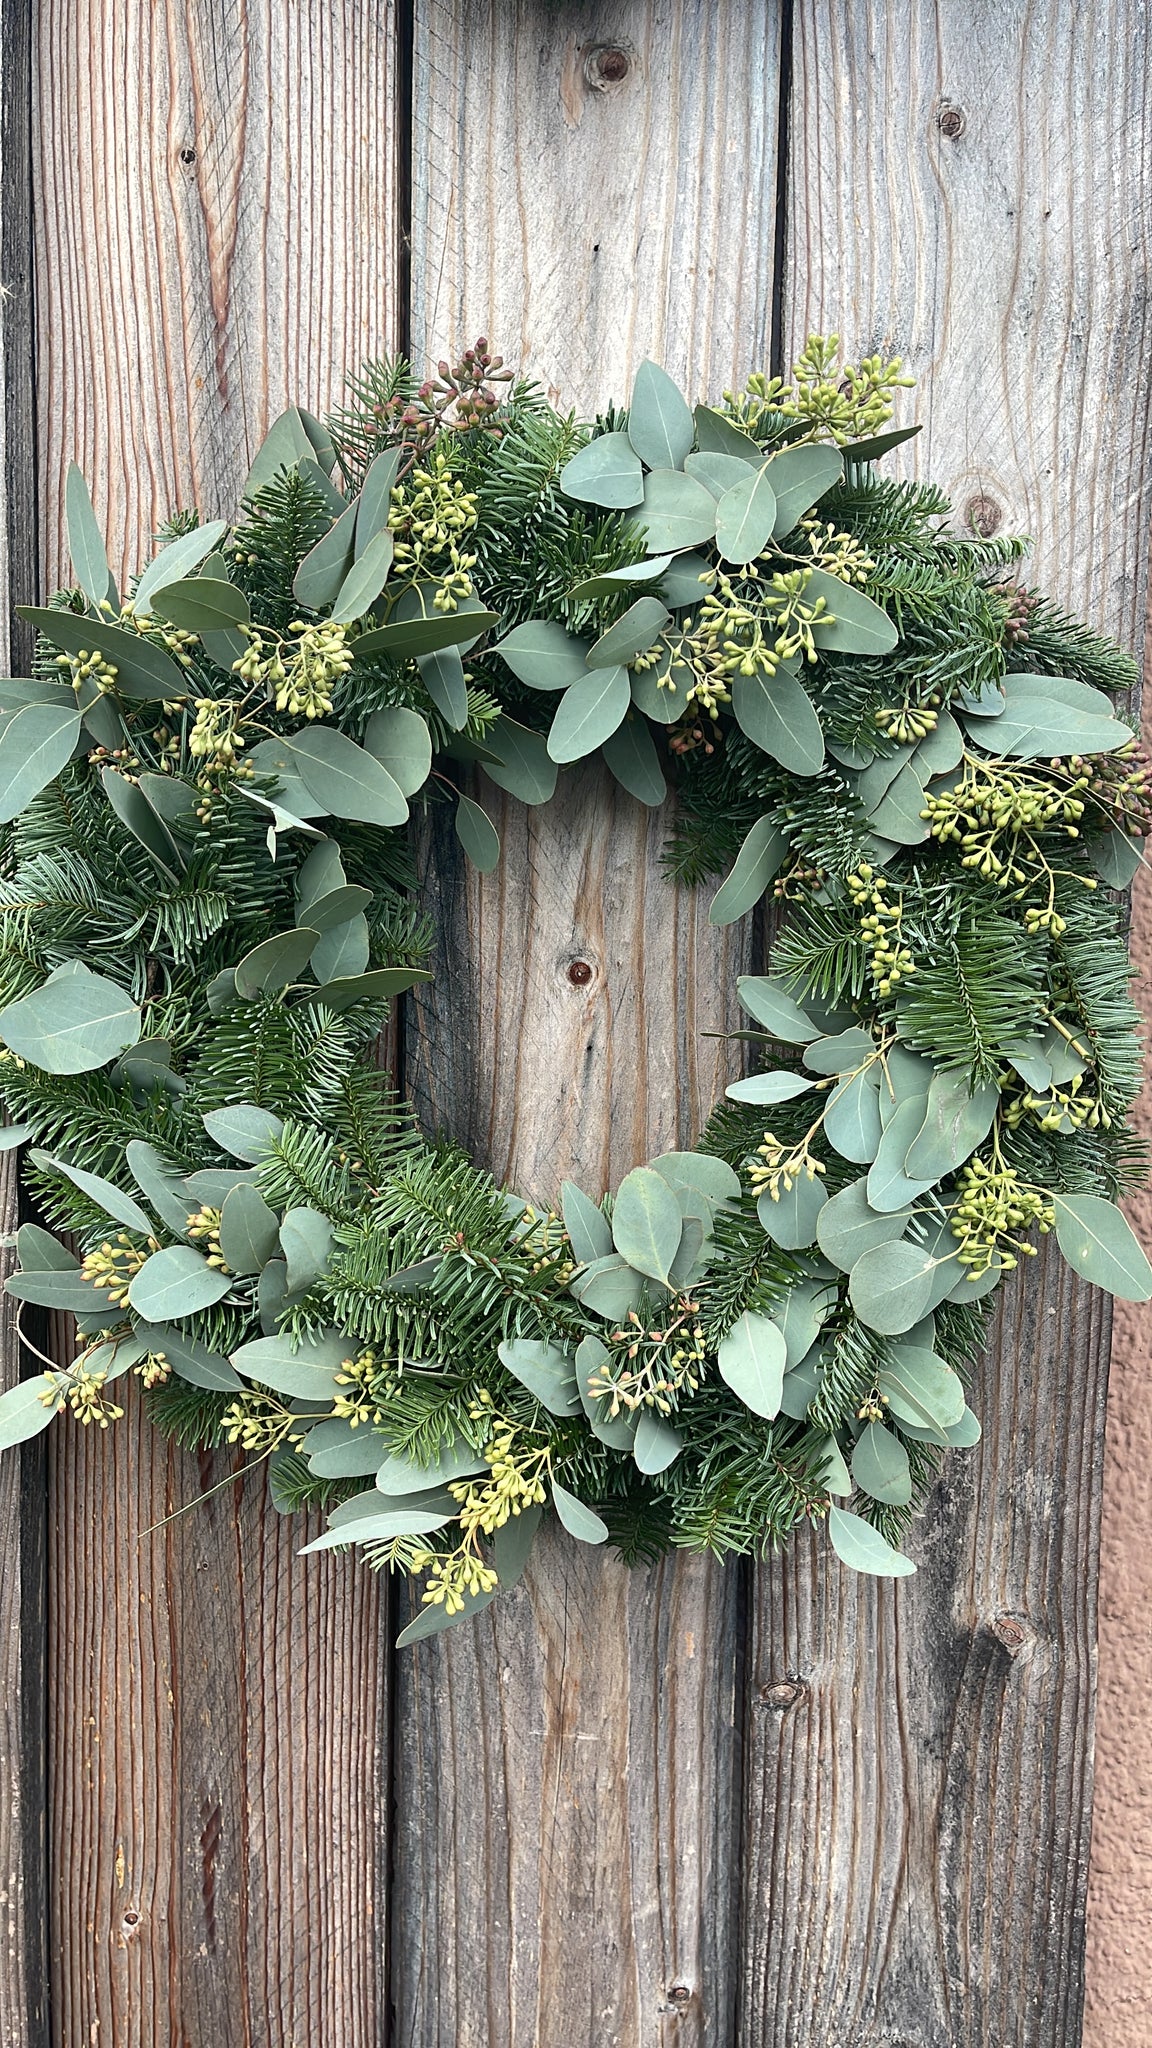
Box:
0;0;47;2036
3;0;1147;2040
398;3;782;2040
739;6;1152;2041
29;1;401;2039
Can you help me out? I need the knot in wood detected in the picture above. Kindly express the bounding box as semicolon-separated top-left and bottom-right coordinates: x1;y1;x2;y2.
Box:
938;102;967;139
966;491;1003;537
666;1982;692;2008
990;1611;1033;1655
584;43;632;91
758;1677;805;1711
566;957;594;986
178;146;197;167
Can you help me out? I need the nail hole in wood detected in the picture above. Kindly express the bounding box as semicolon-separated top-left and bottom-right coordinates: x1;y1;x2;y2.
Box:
938;102;966;139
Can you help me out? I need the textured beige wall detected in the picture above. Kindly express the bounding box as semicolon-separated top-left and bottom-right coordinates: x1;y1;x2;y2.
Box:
1085;654;1152;2042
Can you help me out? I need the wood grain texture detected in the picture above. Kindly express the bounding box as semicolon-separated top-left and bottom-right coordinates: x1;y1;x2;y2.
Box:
31;1;401;2039
742;1255;1109;2047
737;5;1152;2040
397;4;782;2040
0;1;47;2036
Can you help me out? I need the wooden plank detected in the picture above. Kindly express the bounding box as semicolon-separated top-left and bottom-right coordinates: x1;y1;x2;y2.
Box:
396;3;782;2040
0;0;49;2035
31;1;401;2038
738;6;1152;2040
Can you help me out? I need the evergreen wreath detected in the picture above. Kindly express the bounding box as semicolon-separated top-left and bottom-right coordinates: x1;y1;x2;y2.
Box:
0;334;1149;1644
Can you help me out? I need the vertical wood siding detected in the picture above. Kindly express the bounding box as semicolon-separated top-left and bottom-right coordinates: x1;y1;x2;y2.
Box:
0;2;1148;2041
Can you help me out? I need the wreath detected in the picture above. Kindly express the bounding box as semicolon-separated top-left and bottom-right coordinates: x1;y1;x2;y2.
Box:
0;334;1148;1645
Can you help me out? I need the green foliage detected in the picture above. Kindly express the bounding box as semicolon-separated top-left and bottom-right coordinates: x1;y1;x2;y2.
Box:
0;332;1147;1639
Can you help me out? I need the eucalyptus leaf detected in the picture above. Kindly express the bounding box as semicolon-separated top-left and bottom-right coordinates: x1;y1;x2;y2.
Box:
731;667;824;776
356;448;401;546
128;1245;232;1320
135;1322;244;1391
551;1480;610;1545
647;1151;741;1212
867;1095;936;1211
29;1151;152;1235
417;644;469;728
611;1165;684;1286
0;1375;61;1449
1052;1194;1152;1301
234;926;318;999
18;608;188;700
851;1422;913;1506
575;1333;637;1450
547;667;630;763
824;1066;884;1163
587;596;670;670
803;1029;875;1076
375;1439;489;1496
292;501;358;610
567;555;673;601
202;1103;284;1163
478;715;558;806
310;913;370;984
717;1311;786;1417
904;1074;998;1182
726;1071;815;1105
455;795;501;872
561;1181;613;1264
568;1252;646;1320
0;961;141;1074
765;443;844;534
65;463;116;608
218;1183;281;1275
848;1239;938;1335
775;1276;837;1369
684;450;758;498
757;1173;828;1250
816;1178;910;1272
737;977;820;1042
101;768;182;872
559;431;644;509
714;465;777;564
151;577;251;632
633;1408;683;1474
231;1327;351;1400
331;528;395;624
287;727;409;826
807;571;899;655
0;703;83;825
279;1206;335;1293
497;1337;581;1415
126;1141;195;1238
601;715;667;805
827;1504;915;1577
497;619;591;690
972;672;1131;761
352;610;498;661
627;359;695;470
637;469;718;554
692;406;763;460
709;817;786;924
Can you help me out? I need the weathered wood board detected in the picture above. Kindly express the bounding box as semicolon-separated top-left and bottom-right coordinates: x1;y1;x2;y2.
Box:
0;0;1148;2042
26;1;401;2040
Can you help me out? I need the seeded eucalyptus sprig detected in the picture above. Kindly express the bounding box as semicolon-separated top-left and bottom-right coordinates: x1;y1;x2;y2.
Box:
0;334;1147;1645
